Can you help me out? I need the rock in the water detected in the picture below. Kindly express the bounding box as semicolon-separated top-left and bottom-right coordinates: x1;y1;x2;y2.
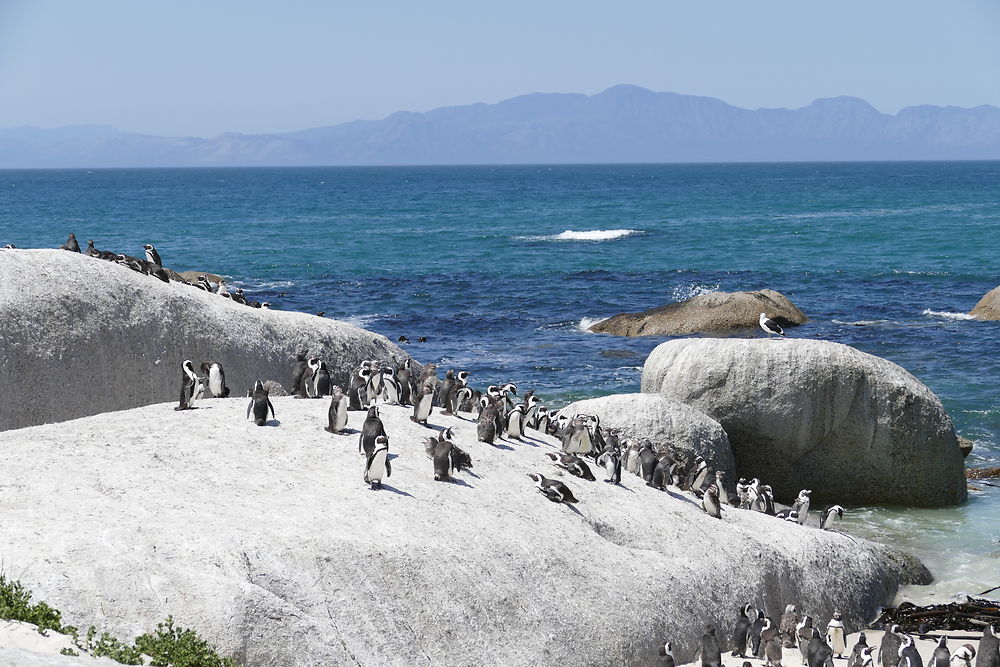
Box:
589;289;807;337
641;338;967;507
969;285;1000;319
0;249;408;431
958;436;974;458
178;269;225;284
557;393;735;483
0;399;930;666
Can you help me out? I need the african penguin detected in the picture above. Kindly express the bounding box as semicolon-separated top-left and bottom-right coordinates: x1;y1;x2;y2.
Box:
359;406;387;458
325;386;349;434
597;449;622;484
980;625;999;667
702;485;722;519
879;625;902;667
897;635;921;667
793;489;812;525
246;380;275;426
143;243;162;266
411;381;434;425
762;618;783;667
826;612;845;658
731;603;753;658
701;624;722;667
950;645;976;667
527;473;578;504
505;404;525;440
363;436;391;490
545;452;596;481
477;397;498;444
656;641;675;667
60;233;80;252
779;604;799;648
200;361;230;398
847;633;869;667
175;360;201;410
749;608;766;658
820;505;845;530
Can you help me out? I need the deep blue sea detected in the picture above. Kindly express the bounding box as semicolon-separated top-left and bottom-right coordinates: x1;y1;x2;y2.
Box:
2;162;998;601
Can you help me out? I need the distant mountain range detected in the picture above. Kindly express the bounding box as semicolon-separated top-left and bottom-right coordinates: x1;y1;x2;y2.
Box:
4;85;1000;168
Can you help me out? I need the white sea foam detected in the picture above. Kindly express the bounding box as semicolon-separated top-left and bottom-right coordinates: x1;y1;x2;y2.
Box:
518;229;642;241
831;319;893;326
578;317;605;332
921;309;977;321
340;313;381;328
671;283;719;301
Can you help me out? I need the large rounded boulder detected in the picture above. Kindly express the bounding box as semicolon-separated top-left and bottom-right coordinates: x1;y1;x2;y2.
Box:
969;285;1000;319
641;338;966;506
0;249;409;431
589;289;806;336
557;393;735;482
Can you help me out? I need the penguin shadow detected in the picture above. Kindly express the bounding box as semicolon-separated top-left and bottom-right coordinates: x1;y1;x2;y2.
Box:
444;477;475;489
386;453;400;462
373;483;413;497
667;488;703;508
605;481;636;493
562;503;585;517
489;442;515;451
463;470;482;480
334;428;360;435
264;419;281;427
514;436;543;447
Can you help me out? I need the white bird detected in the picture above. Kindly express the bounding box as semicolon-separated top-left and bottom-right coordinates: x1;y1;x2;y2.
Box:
759;312;785;338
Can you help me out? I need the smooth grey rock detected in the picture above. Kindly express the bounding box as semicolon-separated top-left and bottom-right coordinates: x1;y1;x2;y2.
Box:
0;249;409;431
0;647;121;667
0;399;930;666
589;289;807;337
641;338;967;507
557;393;735;482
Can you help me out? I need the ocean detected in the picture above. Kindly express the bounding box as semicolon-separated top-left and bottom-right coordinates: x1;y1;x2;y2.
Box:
2;162;998;603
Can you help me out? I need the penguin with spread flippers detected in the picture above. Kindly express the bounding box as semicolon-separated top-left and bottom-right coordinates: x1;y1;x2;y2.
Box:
246;380;275;426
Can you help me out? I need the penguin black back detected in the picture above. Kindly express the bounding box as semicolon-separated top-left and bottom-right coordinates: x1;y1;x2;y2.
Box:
359;406;387;457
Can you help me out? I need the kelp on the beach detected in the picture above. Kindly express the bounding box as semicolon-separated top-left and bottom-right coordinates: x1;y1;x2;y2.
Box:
876;596;1000;631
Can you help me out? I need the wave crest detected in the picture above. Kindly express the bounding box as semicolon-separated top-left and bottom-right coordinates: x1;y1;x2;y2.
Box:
518;229;642;241
921;309;977;321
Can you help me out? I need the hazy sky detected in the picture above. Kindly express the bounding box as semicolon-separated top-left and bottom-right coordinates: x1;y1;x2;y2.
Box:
2;1;999;137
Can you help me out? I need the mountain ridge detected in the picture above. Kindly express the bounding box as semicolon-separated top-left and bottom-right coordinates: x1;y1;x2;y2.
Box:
3;85;1000;168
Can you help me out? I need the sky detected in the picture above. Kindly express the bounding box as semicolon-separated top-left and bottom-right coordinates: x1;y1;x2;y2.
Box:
1;0;999;137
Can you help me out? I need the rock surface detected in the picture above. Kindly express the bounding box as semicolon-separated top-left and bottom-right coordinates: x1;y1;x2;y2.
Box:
589;289;807;336
556;394;735;483
0;397;930;666
641;338;967;506
969;285;1000;319
0;249;408;431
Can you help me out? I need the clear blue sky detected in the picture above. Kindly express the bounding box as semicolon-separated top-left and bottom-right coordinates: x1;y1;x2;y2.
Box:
1;0;998;137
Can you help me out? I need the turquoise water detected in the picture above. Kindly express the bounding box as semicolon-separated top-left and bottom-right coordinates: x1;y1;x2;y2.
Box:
2;162;998;600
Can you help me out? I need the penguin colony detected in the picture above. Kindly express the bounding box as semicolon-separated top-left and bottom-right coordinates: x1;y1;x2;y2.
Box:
41;234;272;308
690;611;998;667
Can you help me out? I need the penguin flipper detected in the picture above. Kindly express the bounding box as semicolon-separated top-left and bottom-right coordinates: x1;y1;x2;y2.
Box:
267;398;275;419
385;459;392;478
246;399;253;420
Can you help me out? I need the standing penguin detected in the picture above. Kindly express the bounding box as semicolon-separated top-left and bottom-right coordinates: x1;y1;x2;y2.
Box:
929;636;950;667
477;397;498;444
797;617;815;665
363;436;391;490
820;505;845;530
847;633;869;667
143;243;162;266
359;407;387;458
808;628;834;667
246;380;275;426
60;233;81;252
897;635;921;667
778;605;799;649
290;352;309;395
395;359;413;406
432;441;473;482
749;608;766;658
348;363;371;410
562;415;593;454
639;444;658;484
879;625;902;667
411;381;434;425
702;485;722;519
200;361;230;398
597;449;622;484
505;404;525;440
732;603;753;658
979;625;999;667
793;489;812;525
436;369;455;408
649;455;672;490
380;367;401;405
365;361;383;406
826;613;846;659
314;360;332;397
656;642;675;667
761;618;784;667
175;360;201;410
701;624;722;667
325;386;349;434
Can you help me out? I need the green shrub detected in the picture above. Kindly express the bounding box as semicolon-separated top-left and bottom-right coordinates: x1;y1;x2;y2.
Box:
0;574;74;636
134;617;236;667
